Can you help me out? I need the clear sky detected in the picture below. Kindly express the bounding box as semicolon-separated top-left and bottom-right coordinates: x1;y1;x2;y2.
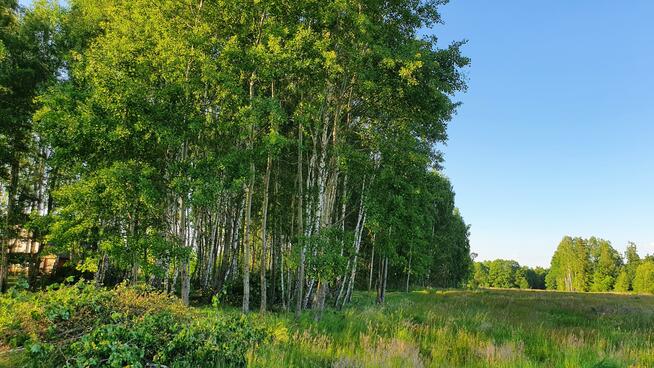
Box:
17;0;654;267
431;1;654;266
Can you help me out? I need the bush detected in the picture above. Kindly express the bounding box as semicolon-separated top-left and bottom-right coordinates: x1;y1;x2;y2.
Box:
0;281;268;367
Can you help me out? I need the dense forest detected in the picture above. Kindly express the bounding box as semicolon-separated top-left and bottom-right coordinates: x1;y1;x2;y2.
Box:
0;0;473;316
471;238;654;294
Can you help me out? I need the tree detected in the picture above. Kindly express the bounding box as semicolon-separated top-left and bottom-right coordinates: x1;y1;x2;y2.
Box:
614;242;641;292
588;238;622;292
613;270;630;292
546;237;591;292
470;262;489;288
431;207;472;288
525;267;547;289
4;0;472;316
632;260;654;294
469;260;547;290
487;259;520;288
0;0;61;291
514;267;530;289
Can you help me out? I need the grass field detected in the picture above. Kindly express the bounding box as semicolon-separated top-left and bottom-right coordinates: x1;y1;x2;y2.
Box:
2;288;653;367
250;289;654;367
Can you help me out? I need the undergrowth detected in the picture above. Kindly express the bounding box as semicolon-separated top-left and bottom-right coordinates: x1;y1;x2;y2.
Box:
0;281;267;368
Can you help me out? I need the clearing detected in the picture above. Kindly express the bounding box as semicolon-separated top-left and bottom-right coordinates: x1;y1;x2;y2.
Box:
251;289;654;367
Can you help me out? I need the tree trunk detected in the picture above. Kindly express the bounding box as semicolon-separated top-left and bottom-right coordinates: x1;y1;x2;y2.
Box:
344;211;365;305
171;263;179;294
27;237;40;290
335;260;349;308
228;198;245;284
242;163;255;313
311;116;340;313
406;253;411;293
259;154;272;312
303;279;315;309
368;245;375;293
204;211;220;289
242;68;259;313
314;281;328;321
376;253;382;303
280;236;286;310
215;203;239;291
129;214;140;286
130;260;139;285
377;256;388;304
271;231;278;307
180;206;190;305
180;259;190;305
294;122;305;319
0;160;19;292
179;140;191;305
95;252;110;285
27;150;48;290
343;180;366;306
334;175;348;308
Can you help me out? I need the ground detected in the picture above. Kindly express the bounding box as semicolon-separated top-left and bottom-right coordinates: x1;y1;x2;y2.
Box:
2;288;653;367
250;289;654;367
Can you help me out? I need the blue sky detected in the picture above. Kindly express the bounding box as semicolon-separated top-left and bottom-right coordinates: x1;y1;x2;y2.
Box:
431;1;654;266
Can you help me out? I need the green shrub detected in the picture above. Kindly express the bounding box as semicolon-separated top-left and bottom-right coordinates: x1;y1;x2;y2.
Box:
0;281;268;367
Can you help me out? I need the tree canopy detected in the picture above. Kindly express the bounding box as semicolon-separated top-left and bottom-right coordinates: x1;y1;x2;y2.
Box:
1;0;474;316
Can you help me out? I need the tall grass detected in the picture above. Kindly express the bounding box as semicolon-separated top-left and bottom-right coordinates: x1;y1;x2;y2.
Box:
3;288;652;367
248;289;654;367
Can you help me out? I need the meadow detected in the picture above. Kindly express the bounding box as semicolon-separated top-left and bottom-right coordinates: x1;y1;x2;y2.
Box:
2;288;653;367
250;289;654;367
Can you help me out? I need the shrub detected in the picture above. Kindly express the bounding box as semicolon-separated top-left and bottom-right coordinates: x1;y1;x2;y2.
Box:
0;281;268;367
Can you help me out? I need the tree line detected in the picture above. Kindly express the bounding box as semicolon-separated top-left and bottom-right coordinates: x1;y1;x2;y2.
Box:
0;0;473;317
469;259;547;290
470;237;654;294
547;237;654;294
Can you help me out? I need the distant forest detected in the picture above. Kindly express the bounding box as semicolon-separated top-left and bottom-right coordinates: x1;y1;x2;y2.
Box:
471;237;654;294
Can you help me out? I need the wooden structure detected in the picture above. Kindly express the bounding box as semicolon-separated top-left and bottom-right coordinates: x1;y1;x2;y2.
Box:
7;228;60;275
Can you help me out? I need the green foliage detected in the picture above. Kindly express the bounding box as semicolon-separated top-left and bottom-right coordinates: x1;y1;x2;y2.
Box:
546;236;632;293
525;267;547;290
589;237;622;292
0;282;268;367
547;237;592;292
613;242;642;292
613;270;630;293
46;160;180;276
514;268;530;289
488;259;520;288
470;262;489;288
304;227;351;283
469;260;546;290
0;0;61;176
5;0;472;311
632;260;654;294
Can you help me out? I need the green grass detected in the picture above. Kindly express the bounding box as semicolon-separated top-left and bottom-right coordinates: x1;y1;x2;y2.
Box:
0;350;24;368
248;289;654;367
3;288;653;367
